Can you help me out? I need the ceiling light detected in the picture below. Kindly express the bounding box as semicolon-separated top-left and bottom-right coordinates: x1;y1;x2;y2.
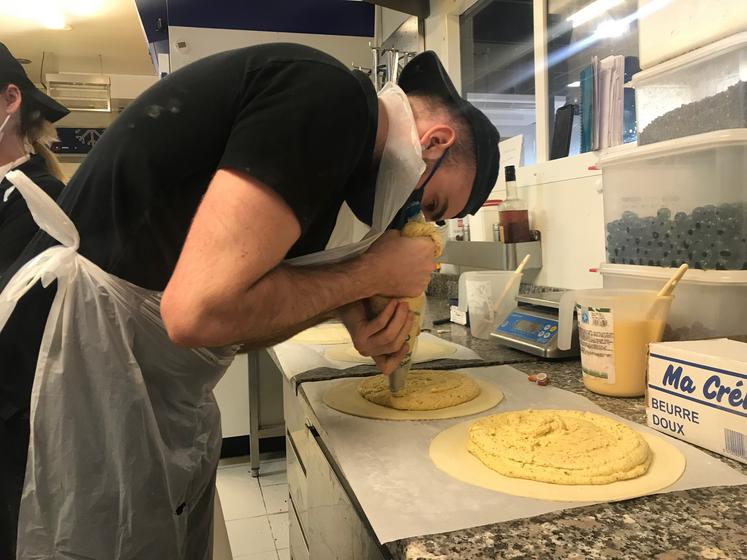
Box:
0;0;79;30
594;19;629;39
567;81;581;88
64;0;104;18
41;15;68;30
566;0;624;28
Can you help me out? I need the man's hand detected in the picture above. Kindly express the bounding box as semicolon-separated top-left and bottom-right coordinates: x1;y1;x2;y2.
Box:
363;231;436;298
338;300;413;375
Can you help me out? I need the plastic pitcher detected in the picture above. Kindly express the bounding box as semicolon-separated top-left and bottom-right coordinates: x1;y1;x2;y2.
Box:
558;289;673;397
463;271;522;339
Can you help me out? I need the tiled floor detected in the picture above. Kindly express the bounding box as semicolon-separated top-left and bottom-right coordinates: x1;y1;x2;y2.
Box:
217;454;289;560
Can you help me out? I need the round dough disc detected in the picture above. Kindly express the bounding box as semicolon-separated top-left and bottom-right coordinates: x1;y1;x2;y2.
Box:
290;323;351;345
323;377;504;421
325;337;458;364
430;418;686;502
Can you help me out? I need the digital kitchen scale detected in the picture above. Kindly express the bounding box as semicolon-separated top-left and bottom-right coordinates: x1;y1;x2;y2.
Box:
491;290;580;359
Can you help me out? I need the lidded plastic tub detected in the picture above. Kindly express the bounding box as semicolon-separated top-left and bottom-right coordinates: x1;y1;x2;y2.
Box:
631;32;747;145
598;130;747;271
599;263;747;341
637;0;747;70
558;289;672;397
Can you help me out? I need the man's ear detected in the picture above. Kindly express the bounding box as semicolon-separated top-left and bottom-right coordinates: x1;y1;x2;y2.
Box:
1;84;23;115
419;124;456;159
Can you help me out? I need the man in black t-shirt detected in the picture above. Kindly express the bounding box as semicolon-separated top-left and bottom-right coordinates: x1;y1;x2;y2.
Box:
0;44;499;557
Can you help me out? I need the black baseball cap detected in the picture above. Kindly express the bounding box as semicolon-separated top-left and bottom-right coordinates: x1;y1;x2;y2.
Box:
399;51;500;217
0;42;70;123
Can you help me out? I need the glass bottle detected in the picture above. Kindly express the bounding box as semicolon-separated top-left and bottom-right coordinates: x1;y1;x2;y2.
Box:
498;165;531;243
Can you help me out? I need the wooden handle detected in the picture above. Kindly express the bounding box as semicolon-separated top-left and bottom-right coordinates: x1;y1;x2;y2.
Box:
656;263;689;298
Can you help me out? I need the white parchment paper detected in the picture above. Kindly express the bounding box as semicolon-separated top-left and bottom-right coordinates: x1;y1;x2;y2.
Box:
272;332;481;380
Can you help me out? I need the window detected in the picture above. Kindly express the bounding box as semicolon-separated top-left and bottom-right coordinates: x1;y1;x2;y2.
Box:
460;0;539;165
546;0;640;155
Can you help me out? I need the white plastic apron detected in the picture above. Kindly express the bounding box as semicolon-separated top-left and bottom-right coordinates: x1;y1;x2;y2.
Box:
286;82;426;266
0;170;238;559
0;153;30;202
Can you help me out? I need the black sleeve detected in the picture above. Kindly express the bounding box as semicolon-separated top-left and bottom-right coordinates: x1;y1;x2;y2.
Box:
0;175;64;276
219;61;372;233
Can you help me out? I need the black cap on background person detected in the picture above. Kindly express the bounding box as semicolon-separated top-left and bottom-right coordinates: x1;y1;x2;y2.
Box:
0;42;69;123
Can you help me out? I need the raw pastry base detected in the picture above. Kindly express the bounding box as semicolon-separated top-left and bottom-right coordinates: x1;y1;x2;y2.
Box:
291;323;351;345
323;377;504;421
430;419;686;502
325;337;458;364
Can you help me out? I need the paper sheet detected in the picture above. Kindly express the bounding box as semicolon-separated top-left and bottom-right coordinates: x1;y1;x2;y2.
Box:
593;55;625;150
492;135;523;196
301;365;747;544
271;332;482;381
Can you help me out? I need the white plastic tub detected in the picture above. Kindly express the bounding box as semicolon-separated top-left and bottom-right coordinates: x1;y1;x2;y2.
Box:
598;130;747;271
599;263;747;340
632;32;747;145
638;0;747;70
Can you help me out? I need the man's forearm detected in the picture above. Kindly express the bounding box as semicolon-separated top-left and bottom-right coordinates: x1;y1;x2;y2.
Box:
197;256;377;348
239;308;336;349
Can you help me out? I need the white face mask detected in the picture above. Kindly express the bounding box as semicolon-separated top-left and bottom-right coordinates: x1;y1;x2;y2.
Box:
0;113;11;145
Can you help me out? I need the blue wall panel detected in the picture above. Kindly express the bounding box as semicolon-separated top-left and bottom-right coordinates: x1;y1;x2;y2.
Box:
167;0;374;37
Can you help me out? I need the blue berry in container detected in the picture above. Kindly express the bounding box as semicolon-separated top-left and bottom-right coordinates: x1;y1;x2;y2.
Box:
657;208;671;221
718;203;739;220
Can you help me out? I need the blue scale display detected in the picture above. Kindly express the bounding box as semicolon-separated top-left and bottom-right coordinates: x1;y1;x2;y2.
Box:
496;311;559;344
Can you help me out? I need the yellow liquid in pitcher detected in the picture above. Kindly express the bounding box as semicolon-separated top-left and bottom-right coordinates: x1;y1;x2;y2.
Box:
583;319;665;397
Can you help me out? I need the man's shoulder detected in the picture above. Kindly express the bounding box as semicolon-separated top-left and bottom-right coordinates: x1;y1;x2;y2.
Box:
191;43;351;76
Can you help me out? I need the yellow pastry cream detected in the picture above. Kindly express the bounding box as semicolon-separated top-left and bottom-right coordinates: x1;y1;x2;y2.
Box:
468;410;652;484
358;370;481;411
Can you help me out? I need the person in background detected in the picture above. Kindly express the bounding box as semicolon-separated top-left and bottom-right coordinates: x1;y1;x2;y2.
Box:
0;44;69;275
0;43;499;559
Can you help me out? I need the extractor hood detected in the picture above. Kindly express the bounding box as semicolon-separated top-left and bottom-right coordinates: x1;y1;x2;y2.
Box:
45;73;112;112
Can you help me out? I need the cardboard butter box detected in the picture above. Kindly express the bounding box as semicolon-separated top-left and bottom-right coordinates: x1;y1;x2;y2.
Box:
646;338;747;465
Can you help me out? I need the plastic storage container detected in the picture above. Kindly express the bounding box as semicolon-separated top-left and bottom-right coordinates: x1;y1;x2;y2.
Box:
599;263;747;341
638;0;747;70
598;130;747;271
632;32;747;145
557;289;672;397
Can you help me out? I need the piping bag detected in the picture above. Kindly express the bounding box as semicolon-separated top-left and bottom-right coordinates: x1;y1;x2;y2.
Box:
367;207;443;393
